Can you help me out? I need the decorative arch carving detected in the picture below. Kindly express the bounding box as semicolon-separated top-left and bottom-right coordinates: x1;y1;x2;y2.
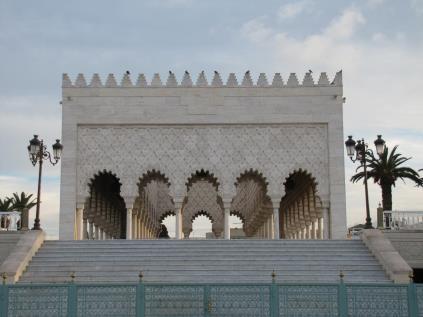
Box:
235;169;269;190
159;210;176;222
137;169;170;190
186;169;220;191
191;210;214;223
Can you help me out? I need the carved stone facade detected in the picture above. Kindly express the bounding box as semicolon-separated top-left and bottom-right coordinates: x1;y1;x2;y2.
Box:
59;71;347;240
77;125;328;199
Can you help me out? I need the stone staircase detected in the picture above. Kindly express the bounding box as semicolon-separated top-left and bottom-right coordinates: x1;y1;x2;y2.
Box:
0;232;23;264
18;239;391;284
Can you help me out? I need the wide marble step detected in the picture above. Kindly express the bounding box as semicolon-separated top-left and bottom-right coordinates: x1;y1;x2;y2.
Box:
18;239;390;284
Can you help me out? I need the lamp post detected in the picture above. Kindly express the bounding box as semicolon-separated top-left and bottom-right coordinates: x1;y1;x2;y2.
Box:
27;135;63;230
345;135;385;229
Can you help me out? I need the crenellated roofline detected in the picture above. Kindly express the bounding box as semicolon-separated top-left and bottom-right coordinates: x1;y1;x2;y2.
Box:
62;70;342;88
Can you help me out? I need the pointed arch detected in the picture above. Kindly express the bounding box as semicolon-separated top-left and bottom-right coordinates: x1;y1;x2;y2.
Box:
182;169;224;239
235;169;269;191
231;169;272;237
186;169;220;191
137;169;170;190
134;170;174;239
279;169;323;240
86;170;126;239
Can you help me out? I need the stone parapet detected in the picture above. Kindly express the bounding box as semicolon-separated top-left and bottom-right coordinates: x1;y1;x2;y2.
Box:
63;71;342;89
361;229;412;283
0;230;45;284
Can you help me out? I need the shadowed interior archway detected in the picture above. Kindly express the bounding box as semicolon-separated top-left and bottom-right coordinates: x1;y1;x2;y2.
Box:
231;169;273;237
133;169;174;239
279;169;323;239
85;170;126;239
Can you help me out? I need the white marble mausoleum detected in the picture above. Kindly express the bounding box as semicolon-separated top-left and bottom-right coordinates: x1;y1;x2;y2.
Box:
59;70;346;240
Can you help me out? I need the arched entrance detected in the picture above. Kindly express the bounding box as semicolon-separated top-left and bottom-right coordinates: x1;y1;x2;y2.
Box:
231;170;273;238
182;170;224;239
133;170;174;239
85;170;126;239
279;169;324;239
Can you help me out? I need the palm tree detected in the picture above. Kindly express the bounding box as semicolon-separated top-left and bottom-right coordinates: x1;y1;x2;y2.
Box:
351;146;423;211
0;197;14;211
10;192;37;211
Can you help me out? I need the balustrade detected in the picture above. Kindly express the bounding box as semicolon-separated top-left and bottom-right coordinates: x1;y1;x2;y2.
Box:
384;210;423;230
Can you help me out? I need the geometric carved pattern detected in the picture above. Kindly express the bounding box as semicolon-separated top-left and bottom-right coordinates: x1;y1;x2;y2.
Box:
346;285;409;317
77;285;137;316
145;285;204;317
77;124;329;200
278;285;338;317
7;285;68;317
209;285;271;317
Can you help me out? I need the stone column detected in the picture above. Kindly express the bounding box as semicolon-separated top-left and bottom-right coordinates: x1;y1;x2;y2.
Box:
126;208;133;240
318;217;323;239
140;219;145;239
124;197;136;240
99;228;104;240
76;204;84;240
224;203;231;240
273;207;280;240
175;200;183;240
131;213;136;240
311;221;316;239
88;221;94;240
268;215;274;239
94;225;99;240
136;215;140;239
82;218;88;240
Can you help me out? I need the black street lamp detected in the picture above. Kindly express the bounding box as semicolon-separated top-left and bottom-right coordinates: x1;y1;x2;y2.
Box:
345;135;385;229
27;135;63;230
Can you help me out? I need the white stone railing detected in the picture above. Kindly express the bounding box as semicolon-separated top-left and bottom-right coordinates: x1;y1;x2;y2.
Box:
383;210;423;230
0;211;21;231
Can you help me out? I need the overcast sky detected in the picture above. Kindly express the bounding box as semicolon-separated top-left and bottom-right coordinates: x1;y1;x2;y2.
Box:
1;0;422;238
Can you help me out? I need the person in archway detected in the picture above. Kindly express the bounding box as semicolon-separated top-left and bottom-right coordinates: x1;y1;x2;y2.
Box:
158;224;170;239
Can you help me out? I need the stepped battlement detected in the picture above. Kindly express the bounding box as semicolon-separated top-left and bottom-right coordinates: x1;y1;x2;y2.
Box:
62;70;342;88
